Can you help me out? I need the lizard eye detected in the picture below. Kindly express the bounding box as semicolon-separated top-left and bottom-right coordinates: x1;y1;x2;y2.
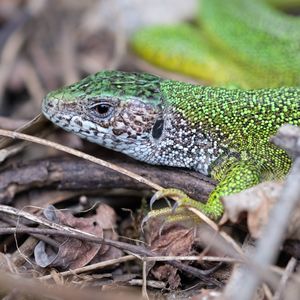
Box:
91;103;113;118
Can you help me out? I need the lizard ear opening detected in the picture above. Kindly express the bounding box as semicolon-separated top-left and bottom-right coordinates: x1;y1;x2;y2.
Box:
152;118;164;139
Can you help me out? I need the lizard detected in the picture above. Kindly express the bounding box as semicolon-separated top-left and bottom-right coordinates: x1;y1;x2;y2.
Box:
131;0;300;88
41;70;300;220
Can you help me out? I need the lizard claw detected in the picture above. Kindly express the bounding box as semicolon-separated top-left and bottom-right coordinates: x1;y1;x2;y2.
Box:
141;214;150;233
150;190;172;209
171;201;180;213
142;188;205;227
149;191;162;210
150;188;192;212
151;188;188;210
141;208;172;233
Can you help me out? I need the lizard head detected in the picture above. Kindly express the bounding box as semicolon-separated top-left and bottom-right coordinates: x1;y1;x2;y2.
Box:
42;70;167;161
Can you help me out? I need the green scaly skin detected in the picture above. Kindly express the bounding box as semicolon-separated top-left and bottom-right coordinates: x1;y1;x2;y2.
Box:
42;71;300;220
132;0;300;88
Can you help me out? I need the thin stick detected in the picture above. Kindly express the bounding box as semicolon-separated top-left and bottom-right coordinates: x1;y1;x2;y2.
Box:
0;128;162;191
0;128;221;231
273;257;297;300
0;225;245;264
1;226;290;282
0;205;96;237
188;207;244;256
142;260;149;300
0;206;222;286
228;157;300;300
39;255;136;280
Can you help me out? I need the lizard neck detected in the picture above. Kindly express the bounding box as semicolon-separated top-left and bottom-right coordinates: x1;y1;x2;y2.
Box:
134;105;225;175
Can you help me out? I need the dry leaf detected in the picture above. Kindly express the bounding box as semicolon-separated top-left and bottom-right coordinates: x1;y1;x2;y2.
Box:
90;204;123;264
34;203;118;269
151;264;180;290
222;181;300;239
150;224;194;256
146;221;194;288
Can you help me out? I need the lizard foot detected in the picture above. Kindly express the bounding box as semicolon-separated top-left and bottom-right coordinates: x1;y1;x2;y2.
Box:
150;188;206;213
143;188;207;227
141;206;198;233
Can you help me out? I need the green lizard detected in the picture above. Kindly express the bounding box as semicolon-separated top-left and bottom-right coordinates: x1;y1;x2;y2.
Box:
132;0;300;88
42;70;300;220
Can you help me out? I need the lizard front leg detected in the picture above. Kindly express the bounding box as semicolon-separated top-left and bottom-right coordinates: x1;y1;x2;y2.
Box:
149;161;261;221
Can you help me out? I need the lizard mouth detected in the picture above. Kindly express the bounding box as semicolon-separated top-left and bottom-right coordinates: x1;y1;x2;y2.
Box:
42;95;76;130
42;95;60;118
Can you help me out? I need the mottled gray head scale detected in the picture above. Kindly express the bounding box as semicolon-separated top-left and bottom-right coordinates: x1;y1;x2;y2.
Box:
42;70;169;162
